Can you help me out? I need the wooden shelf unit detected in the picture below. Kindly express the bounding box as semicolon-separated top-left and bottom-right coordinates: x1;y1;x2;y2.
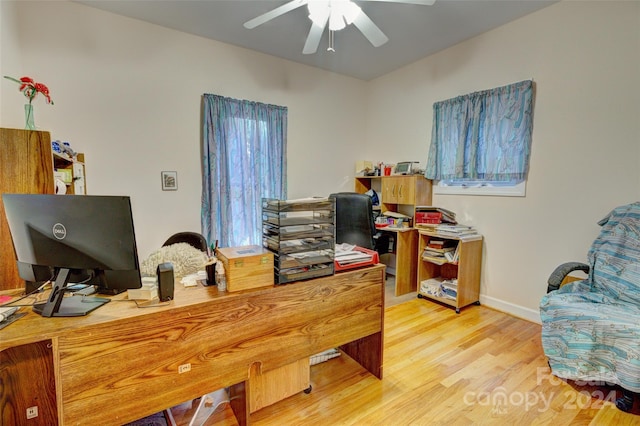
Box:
53;151;87;194
417;230;483;313
0;128;89;291
0;128;55;291
355;175;432;296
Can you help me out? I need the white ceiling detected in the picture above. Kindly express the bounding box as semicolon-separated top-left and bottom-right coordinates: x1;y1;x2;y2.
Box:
75;0;556;81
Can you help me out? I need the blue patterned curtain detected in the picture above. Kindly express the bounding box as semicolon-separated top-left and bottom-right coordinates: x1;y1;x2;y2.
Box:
202;94;287;247
425;80;533;182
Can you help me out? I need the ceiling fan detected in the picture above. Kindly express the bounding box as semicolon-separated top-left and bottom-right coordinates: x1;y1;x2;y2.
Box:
244;0;435;54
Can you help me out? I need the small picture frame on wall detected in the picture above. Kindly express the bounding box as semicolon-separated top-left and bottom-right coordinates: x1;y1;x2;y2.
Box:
161;171;178;191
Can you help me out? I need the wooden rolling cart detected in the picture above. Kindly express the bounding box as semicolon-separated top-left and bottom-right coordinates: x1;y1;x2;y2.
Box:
416;229;483;313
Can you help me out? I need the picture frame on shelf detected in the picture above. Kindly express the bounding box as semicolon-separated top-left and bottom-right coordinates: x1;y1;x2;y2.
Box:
161;171;178;191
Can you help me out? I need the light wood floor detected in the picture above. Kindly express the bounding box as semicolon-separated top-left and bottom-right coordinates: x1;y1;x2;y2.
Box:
171;299;639;425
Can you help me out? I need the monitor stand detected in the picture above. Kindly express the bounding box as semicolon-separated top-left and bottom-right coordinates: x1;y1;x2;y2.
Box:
34;268;110;317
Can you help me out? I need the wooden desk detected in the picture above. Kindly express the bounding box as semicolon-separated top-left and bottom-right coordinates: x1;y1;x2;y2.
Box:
0;265;385;425
380;227;418;296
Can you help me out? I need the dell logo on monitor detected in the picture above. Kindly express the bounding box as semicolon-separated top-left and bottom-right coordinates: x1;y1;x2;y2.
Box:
52;223;67;240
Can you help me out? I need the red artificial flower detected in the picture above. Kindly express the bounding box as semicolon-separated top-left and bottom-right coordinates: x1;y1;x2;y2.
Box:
4;75;54;105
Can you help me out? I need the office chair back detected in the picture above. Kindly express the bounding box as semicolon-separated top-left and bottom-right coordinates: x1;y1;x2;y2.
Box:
162;232;208;253
329;192;376;250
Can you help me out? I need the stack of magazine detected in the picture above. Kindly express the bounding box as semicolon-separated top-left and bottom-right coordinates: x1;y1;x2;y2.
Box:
432;224;481;241
420;277;458;300
334;243;373;266
421;239;457;265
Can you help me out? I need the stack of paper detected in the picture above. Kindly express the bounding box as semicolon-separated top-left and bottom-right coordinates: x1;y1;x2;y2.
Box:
334;243;373;266
434;224;481;240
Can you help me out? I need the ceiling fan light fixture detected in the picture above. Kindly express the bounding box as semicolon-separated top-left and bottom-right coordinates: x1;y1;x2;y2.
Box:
341;1;362;25
309;0;361;31
308;1;329;26
328;11;346;31
247;0;435;55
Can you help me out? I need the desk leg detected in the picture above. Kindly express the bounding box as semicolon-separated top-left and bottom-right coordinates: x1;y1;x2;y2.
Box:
340;331;383;379
394;230;418;296
228;381;250;426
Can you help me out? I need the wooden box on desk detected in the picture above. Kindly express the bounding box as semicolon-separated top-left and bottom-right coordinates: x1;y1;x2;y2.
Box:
215;245;274;292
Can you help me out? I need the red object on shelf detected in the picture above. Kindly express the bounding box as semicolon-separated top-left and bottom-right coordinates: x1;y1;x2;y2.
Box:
334;246;380;272
375;223;389;229
415;211;442;224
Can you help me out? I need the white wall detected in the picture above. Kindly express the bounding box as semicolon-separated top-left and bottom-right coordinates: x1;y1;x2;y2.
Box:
0;1;367;259
2;1;639;321
366;1;640;321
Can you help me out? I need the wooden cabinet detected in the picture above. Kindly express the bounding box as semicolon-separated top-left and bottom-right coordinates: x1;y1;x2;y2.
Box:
382;176;417;205
381;176;398;203
0;128;54;291
416;230;483;313
249;358;310;413
356;175;431;218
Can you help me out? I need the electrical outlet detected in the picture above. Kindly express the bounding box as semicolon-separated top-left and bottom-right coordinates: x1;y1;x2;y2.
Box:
26;406;38;419
178;363;191;374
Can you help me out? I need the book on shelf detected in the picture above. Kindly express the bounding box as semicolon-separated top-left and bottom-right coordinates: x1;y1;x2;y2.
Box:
444;250;455;262
424;246;455;255
427;239;456;249
421;255;448;265
431;224;481;240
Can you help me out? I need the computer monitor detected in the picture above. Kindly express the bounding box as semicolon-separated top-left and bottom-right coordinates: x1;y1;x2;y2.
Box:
2;194;143;317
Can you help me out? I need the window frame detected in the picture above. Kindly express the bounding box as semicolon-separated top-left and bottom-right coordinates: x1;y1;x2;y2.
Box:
432;179;526;197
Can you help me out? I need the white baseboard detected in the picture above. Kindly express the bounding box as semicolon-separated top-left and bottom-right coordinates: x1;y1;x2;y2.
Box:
479;294;541;324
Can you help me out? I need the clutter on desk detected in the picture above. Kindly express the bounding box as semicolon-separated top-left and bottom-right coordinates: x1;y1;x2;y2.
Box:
376;211;412;228
51;139;78;160
127;277;159;300
365;188;380;207
180;270;208;288
355;160;425;177
0;306;18;323
334;243;379;271
215;260;226;291
0;306;25;330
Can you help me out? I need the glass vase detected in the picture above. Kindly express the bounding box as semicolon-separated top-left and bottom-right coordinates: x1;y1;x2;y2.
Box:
24;103;36;130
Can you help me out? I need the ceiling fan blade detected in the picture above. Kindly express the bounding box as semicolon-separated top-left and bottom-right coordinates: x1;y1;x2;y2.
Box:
363;0;436;5
303;14;329;54
244;0;309;29
352;11;389;47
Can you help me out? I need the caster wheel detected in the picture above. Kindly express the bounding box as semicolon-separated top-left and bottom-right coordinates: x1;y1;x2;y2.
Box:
303;385;312;394
417;294;424;299
455;308;460;314
615;391;634;412
475;301;481;306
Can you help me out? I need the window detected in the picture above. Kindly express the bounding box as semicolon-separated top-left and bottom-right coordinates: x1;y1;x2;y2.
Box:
201;94;287;247
425;80;534;197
